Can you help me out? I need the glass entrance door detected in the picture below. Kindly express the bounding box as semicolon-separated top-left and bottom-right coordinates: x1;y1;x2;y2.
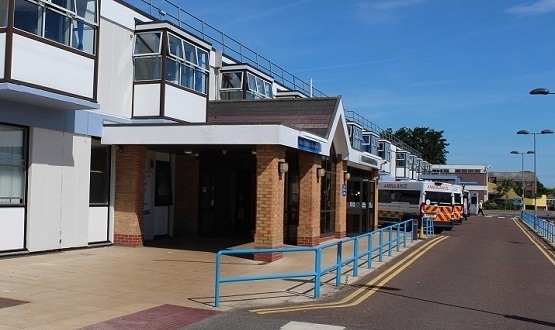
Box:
346;176;374;235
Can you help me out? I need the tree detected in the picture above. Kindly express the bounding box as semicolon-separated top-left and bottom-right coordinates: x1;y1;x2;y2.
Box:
495;179;515;210
385;127;449;164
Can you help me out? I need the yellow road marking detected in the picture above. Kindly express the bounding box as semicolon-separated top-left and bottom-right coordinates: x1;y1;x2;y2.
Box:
513;218;555;266
250;236;448;314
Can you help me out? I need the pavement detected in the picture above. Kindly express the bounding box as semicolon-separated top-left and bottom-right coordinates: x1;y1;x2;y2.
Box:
0;234;421;330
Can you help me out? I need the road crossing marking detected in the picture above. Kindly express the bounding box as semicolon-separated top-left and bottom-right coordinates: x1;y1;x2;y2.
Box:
280;321;345;329
250;236;448;315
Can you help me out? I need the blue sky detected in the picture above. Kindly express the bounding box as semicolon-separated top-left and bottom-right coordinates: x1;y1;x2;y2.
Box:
179;1;555;186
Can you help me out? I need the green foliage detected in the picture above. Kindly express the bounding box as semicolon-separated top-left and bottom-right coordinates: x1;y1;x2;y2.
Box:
495;179;514;198
389;126;449;164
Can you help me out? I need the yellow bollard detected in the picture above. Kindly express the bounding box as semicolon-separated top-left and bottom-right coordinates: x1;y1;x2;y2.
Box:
418;222;425;239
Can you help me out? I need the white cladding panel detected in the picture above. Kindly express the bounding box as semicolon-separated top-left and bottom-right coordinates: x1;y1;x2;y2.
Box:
134;84;161;116
164;85;206;122
101;0;150;30
11;35;94;98
60;135;91;248
0;33;5;79
0;208;25;250
97;18;134;118
88;206;109;242
27;128;91;252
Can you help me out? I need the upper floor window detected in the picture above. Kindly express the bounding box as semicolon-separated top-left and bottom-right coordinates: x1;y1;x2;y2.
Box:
0;0;7;26
0;124;27;206
349;125;363;151
13;0;98;54
396;152;407;167
220;71;244;100
133;31;209;95
246;72;272;99
378;141;392;162
362;135;370;153
220;70;273;100
133;32;162;81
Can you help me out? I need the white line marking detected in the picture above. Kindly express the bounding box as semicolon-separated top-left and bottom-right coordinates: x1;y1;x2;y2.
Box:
280;321;345;329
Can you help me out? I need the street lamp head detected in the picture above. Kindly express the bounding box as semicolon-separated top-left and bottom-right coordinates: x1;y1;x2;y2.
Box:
529;87;552;95
527;150;535;154
510;150;519;154
517;130;529;135
540;129;554;134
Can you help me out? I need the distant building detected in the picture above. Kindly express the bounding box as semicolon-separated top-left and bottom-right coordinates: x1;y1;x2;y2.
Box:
428;164;489;202
488;171;536;198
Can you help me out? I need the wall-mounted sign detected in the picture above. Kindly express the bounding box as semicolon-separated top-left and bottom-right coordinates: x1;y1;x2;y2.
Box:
460;181;479;185
298;137;321;153
361;155;379;166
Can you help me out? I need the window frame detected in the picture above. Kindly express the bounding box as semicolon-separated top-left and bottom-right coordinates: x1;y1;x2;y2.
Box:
0;124;27;206
13;0;98;54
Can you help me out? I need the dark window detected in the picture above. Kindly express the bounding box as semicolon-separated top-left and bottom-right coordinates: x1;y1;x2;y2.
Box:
0;124;27;206
89;138;110;205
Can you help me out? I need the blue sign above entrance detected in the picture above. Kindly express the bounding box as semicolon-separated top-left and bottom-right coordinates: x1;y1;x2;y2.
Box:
298;137;322;153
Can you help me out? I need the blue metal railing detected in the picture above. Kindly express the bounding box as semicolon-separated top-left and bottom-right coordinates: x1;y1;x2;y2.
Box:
521;211;555;244
214;219;434;307
422;216;434;237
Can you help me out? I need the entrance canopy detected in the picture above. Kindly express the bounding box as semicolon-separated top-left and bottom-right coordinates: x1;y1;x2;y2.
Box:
101;122;328;155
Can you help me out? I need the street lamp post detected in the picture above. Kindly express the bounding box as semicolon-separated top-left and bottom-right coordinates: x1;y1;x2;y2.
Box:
510;150;534;208
530;87;555;95
516;129;554;228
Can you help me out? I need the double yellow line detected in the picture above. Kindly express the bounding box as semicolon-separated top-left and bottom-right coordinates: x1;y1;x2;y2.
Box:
513;217;555;266
250;235;448;315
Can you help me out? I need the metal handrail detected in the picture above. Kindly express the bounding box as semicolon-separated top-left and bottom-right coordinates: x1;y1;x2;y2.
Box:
345;110;422;158
214;220;420;307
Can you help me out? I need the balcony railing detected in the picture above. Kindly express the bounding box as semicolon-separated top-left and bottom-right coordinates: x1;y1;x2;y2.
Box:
126;0;327;98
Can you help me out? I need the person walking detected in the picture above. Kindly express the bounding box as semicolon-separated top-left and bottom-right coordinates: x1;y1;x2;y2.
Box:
477;200;484;216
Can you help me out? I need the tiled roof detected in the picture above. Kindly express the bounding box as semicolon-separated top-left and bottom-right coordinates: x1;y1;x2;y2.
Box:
206;97;341;139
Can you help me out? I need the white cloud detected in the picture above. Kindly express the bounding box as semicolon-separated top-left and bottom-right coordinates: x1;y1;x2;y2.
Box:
506;0;555;16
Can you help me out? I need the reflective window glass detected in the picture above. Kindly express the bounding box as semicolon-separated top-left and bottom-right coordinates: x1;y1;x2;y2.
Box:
44;8;71;45
134;56;161;80
184;42;196;63
75;0;96;23
168;34;183;59
134;32;161;55
181;64;194;89
197;48;208;70
0;0;8;27
166;58;179;83
51;0;73;11
0;125;26;206
14;0;44;36
221;72;242;89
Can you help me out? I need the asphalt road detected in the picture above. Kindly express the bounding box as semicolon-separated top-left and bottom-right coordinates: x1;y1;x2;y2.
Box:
184;215;555;330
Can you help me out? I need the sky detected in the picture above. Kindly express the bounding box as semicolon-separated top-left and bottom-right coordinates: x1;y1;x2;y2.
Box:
175;1;555;186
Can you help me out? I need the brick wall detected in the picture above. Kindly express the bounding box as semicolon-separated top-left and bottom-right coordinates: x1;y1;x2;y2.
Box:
297;153;321;246
334;160;347;239
114;145;146;247
254;145;285;261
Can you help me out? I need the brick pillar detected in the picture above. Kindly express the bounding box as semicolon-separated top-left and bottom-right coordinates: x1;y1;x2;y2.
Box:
297;153;321;246
254;145;285;262
334;160;347;239
174;154;199;237
114;145;146;247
